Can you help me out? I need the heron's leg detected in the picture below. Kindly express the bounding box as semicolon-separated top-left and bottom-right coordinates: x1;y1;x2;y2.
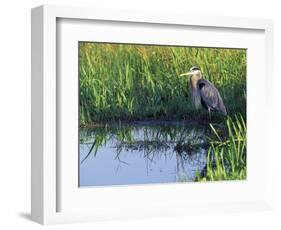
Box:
208;108;211;121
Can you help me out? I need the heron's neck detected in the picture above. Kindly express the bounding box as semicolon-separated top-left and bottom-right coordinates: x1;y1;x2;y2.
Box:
190;74;202;109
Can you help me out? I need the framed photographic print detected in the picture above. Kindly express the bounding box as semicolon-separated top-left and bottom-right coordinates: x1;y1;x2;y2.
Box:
31;5;274;224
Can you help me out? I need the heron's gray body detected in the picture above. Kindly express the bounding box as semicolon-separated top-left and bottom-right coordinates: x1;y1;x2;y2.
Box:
196;78;227;116
182;66;227;116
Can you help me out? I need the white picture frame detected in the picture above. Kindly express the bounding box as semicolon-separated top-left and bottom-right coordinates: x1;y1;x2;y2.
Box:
31;5;274;225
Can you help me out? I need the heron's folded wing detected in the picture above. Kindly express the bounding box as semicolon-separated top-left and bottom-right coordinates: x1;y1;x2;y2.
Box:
198;79;220;110
199;79;227;115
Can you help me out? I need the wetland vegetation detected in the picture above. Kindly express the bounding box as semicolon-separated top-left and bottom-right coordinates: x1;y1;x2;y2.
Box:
79;43;247;186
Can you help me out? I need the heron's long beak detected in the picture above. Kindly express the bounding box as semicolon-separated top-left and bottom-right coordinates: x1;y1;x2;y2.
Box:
179;72;193;77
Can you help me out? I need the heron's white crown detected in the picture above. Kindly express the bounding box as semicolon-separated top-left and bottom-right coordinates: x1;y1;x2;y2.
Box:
191;70;201;75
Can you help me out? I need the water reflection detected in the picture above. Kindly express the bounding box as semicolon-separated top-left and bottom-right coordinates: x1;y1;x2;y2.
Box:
79;123;208;187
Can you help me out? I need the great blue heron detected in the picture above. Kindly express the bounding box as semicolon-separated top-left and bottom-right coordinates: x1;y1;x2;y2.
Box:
180;66;227;118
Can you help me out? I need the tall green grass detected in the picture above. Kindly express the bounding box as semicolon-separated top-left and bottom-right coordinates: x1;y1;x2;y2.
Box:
79;43;246;124
199;115;247;181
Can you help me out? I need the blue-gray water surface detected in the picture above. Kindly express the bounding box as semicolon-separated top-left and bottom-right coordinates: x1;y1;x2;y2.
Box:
79;123;208;187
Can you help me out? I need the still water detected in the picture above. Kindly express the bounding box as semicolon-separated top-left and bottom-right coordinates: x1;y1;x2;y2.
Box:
79;123;208;187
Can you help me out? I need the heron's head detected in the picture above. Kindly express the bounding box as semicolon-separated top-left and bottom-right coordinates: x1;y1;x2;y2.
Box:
180;66;202;80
